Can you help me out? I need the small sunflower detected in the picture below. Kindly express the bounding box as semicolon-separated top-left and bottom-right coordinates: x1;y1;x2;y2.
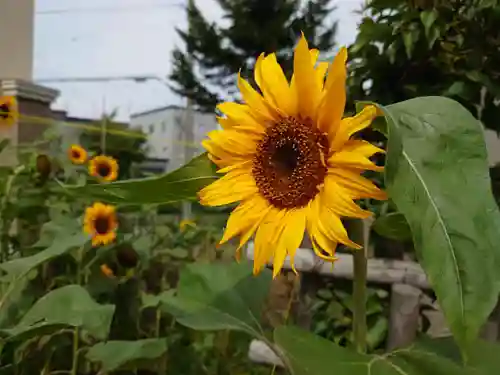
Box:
0;96;18;127
199;34;387;277
89;155;119;182
68;145;88;164
84;202;118;246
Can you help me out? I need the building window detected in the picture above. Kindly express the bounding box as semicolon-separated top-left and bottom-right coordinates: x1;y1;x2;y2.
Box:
148;124;154;134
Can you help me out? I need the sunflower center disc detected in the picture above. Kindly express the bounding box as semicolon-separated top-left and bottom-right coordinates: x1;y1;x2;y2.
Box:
0;104;9;119
253;117;329;209
97;163;111;178
94;216;110;235
71;150;81;159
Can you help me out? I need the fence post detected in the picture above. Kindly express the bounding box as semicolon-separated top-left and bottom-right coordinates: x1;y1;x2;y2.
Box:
386;283;422;350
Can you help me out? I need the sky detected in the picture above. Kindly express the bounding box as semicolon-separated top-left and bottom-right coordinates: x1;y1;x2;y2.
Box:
34;0;364;121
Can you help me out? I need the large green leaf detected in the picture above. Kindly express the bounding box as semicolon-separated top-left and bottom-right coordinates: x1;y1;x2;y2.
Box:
274;326;472;375
372;212;412;241
59;153;218;205
160;262;271;337
86;339;168;371
6;285;115;340
0;232;88;278
378;96;500;350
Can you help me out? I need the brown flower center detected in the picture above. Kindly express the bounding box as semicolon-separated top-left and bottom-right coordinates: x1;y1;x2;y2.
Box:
71;150;81;159
252;117;329;209
97;162;111;177
0;104;10;119
94;216;111;235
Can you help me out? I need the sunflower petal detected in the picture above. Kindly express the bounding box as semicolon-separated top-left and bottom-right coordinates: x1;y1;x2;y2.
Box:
317;47;347;136
321;176;372;218
217;102;268;131
237;73;278;121
198;169;258;206
253;208;285;275
256;53;296;115
293;34;321;121
328;150;384;172
330;105;378;151
329;168;387;200
272;209;306;278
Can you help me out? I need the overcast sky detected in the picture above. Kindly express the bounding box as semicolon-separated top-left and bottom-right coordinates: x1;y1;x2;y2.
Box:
34;0;364;120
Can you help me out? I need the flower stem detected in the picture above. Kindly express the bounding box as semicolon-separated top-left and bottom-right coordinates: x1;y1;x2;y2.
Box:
351;219;367;354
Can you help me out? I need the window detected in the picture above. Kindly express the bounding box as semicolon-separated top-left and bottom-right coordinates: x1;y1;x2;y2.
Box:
148;124;154;134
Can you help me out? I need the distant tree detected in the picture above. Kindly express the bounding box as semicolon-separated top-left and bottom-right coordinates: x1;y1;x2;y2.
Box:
347;0;500;133
80;110;148;180
169;0;338;112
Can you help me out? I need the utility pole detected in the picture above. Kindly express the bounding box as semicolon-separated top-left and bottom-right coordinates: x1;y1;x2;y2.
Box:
181;0;195;221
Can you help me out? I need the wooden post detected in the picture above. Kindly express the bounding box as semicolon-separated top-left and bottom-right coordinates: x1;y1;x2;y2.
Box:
386;283;422;351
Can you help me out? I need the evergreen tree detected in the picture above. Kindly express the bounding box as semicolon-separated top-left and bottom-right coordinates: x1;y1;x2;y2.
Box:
169;0;338;112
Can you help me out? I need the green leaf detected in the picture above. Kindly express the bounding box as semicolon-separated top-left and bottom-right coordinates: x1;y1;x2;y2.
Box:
420;9;438;38
378;96;500;350
0;139;10;154
160;262;271;337
8;285;115;340
0;323;75;345
60;153;218;205
86;339;168;371
0;232;88;278
372;212;412;241
274;326;471;375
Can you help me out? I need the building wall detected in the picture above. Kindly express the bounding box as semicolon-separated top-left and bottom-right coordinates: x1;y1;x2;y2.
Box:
131;106;219;172
0;0;34;80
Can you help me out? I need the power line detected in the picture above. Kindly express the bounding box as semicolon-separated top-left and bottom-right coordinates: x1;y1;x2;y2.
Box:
36;3;184;16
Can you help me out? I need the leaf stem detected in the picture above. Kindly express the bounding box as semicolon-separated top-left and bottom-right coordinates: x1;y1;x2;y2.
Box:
351;219;367;354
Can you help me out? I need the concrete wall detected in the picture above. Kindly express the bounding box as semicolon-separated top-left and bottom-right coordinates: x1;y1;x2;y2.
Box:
0;0;34;80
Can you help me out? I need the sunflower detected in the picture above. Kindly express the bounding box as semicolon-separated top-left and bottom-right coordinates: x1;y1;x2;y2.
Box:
68;145;88;164
84;202;118;246
89;155;119;182
100;264;116;278
0;96;18;127
198;34;387;277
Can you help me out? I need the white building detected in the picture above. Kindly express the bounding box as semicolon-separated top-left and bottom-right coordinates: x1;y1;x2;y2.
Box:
130;105;219;172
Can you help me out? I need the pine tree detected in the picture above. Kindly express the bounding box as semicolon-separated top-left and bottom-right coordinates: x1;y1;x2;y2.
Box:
169;0;337;112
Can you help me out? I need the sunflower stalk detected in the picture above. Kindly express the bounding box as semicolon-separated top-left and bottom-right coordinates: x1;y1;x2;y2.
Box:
351;219;367;354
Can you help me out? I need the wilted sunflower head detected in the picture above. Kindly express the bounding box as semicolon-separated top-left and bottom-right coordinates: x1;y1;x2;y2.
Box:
84;202;118;247
0;96;18;127
89;155;119;182
199;33;387;277
68;145;88;164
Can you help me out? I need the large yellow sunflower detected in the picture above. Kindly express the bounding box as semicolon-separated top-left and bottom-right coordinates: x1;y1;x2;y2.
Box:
68;145;88;165
198;34;387;277
0;96;18;127
89;155;119;182
83;202;118;246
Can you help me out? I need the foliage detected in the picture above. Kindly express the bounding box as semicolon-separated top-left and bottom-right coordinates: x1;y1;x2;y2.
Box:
79;110;148;179
169;0;337;111
348;0;500;134
311;284;389;352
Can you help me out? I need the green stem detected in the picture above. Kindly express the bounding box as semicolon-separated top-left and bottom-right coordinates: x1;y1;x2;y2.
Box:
351;219;367;354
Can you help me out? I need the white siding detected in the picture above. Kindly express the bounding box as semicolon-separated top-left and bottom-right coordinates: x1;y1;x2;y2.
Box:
130;107;218;172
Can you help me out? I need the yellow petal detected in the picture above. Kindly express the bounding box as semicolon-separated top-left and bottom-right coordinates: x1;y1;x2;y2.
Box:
341;139;385;157
256;53;296;116
315;62;329;91
219;196;270;245
328;168;387;200
307;197;338;261
198;168;258;206
317;47;347;136
272;209;306;278
293;34;321;121
330;105;378;151
316;205;361;250
253;208;285;275
321;176;372;219
328;150;384;172
202;129;259;160
237;73;278;122
217;102;268;131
